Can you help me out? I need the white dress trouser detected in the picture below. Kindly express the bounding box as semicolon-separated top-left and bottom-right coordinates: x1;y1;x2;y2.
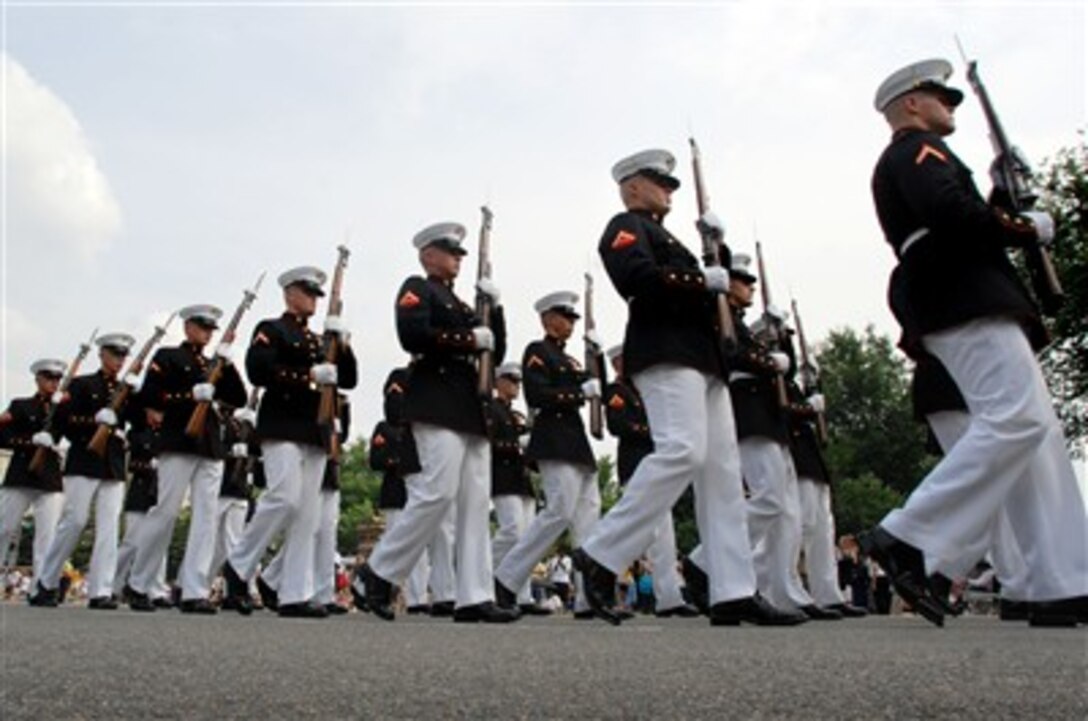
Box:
114;512;170;599
228;441;327;605
130;453;222;601
38;476;124;597
368;424;492;607
797;478;847;607
381;508;431;607
495;461;600;606
883;318;1088;600
492;494;537;604
741;437;813;610
208;497;249;585
926;410;1030;601
0;488;63;581
264;489;340;604
584;365;756;605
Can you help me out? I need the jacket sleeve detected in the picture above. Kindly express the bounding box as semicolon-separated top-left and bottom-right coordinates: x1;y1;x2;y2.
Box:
139;349;172;410
246;320;310;389
335;343;359;391
598;213;710;301
396;277;476;355
605;384;650;441
368;422;396;472
522;344;585;411
215;362;249;409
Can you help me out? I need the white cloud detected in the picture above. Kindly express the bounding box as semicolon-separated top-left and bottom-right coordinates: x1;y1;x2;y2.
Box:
4;52;122;260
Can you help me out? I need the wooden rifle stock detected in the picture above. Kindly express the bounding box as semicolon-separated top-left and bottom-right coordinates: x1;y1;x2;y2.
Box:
584;272;604;440
755;242;789;409
29;327;98;474
88;315;175;457
185;272;265;438
318;245;351;459
791;299;828;444
689;137;737;353
961;55;1065;315
475;206;495;398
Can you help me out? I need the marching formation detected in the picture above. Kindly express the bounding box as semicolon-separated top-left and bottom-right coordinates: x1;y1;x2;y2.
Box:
2;57;1085;630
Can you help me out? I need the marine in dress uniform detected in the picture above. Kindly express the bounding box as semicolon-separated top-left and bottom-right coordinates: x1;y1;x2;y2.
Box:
0;360;67;583
364;368;435;614
488;362;548;614
720;262;817;621
33;333;136;608
127;305;247;613
865;58;1087;626
221;266;358;618
576;149;799;626
113;393;172;607
356;222;516;623
603;346;694;618
494;294;602;615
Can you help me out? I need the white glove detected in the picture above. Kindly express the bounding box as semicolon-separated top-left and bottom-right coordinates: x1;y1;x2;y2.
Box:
472;326;495;351
123;373;142;390
233;408;257;426
769;352;790;373
32;431;53;449
807;393;826;413
215;343;233;362
95;408;118;427
334;418;343;434
584;329;603;350
323;315;347;337
312;363;338;385
703;266;730;293
51;391;65;405
1020;211;1054;246
518;435;530;451
476;278;501;304
696;211;725;241
231;442;249;459
580;378;601;399
192;383;216;402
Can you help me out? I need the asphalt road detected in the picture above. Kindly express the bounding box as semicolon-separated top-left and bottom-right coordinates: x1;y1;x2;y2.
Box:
1;603;1085;720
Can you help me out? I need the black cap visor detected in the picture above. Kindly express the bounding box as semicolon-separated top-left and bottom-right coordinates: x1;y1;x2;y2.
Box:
290;280;326;298
914;81;964;108
426;238;468;257
637;168;681;191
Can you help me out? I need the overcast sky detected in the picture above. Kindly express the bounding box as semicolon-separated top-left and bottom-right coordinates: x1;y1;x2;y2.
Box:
3;1;1085;457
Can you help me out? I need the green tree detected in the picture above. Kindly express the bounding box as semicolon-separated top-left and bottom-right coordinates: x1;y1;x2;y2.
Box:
1036;137;1088;446
832;473;904;536
338;440;381;556
817;325;935;497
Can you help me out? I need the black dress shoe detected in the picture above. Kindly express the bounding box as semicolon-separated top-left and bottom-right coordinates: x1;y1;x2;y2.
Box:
28;581;58;608
859;526;945;628
429;600;456;617
453;602;519;623
358;565;395;621
221;562;254;616
406;604;432;615
519;603;553;616
799;604;843;620
573;609;595;620
1027;596;1086;627
681;556;710;614
256;575;279;612
709;594;809;626
655;603;701;618
278;602;329;619
999;598;1028;621
88;596;119;610
828;603;868;618
571;548;622;626
324;603;349;615
494;580;518;610
350;569;369;611
127;589;156;612
180;598;218;615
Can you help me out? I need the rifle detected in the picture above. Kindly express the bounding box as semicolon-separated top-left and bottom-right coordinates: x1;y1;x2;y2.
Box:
475;206;495;398
229;388;261;488
184;272;265;438
689;137;737;353
956;43;1064;316
317;245;351;460
28;327;99;474
88;313;176;457
584;272;604;440
755;241;789;409
790;298;828;444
